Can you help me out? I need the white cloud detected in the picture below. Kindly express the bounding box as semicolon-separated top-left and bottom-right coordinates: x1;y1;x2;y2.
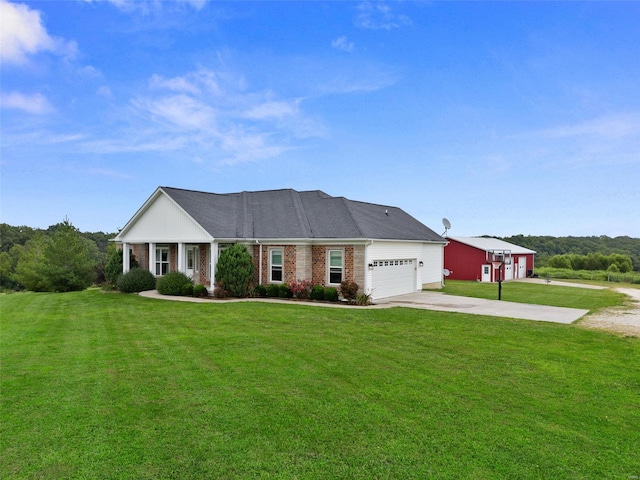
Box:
133;94;217;131
149;69;224;95
332;36;354;53
77;65;104;79
0;0;77;65
89;168;133;179
97;85;113;97
150;74;202;95
0;91;54;114
356;1;411;31
244;100;299;120
541;113;640;140
84;0;207;14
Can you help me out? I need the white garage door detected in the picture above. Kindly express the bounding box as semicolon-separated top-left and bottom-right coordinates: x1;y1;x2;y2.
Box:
371;259;417;299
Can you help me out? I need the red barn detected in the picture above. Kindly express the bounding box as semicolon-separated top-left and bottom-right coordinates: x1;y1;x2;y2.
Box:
444;237;536;282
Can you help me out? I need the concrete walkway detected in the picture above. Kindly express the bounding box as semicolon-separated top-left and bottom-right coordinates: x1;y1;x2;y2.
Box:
139;289;589;324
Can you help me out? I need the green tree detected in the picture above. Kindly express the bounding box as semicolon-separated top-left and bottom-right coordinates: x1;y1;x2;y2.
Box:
214;244;255;297
14;235;50;291
39;219;100;292
103;246;138;285
0;250;19;290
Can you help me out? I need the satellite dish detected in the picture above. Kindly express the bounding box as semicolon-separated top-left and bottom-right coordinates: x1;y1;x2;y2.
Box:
441;218;452;237
443;268;451;277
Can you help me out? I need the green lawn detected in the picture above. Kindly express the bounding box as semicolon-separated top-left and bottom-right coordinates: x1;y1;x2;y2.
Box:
442;280;626;311
2;290;639;479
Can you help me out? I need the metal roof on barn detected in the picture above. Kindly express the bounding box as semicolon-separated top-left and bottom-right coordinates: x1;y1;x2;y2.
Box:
160;187;444;242
448;236;536;254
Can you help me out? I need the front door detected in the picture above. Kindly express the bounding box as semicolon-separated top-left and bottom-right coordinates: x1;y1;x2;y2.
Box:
186;246;199;282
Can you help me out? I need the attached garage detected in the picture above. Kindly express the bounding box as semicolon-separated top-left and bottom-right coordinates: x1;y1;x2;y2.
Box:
370;258;417;299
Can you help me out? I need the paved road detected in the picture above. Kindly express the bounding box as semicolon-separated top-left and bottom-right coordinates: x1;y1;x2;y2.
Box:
377;291;589;324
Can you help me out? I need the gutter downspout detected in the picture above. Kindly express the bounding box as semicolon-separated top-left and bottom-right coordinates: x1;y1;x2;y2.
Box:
256;239;262;285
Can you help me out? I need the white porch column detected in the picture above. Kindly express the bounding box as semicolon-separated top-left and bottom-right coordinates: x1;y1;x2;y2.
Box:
149;242;156;276
209;242;215;290
122;242;130;273
178;242;185;273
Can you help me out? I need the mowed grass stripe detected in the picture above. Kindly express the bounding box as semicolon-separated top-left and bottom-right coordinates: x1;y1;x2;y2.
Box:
442;279;626;311
1;290;639;479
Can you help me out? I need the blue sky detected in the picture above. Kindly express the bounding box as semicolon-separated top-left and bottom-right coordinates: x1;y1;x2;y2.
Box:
2;1;639;237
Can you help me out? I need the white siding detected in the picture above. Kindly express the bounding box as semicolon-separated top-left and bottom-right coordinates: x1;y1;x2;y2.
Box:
365;241;444;299
120;193;211;243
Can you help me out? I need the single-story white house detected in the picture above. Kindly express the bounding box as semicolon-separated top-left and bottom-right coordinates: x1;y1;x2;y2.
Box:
113;187;446;300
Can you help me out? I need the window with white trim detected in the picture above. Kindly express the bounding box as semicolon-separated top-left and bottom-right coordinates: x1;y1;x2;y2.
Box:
270;249;283;282
155;246;169;276
328;249;343;284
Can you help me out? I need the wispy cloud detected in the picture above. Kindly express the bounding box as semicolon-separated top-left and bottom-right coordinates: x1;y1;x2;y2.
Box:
82;66;325;165
133;94;217;132
89;168;133;180
540;113;640;140
243;100;300;120
0;91;54;114
0;0;77;65
332;35;354;53
356;1;411;31
83;0;207;14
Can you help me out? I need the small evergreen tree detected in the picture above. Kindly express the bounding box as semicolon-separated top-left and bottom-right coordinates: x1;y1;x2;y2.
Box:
39;219;99;292
215;244;255;297
14;234;50;291
104;246;138;285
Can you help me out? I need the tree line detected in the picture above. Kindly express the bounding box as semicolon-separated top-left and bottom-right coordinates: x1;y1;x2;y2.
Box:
499;235;640;272
0;221;117;291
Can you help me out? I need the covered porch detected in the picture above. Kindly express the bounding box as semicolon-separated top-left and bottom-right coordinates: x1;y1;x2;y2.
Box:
121;242;217;290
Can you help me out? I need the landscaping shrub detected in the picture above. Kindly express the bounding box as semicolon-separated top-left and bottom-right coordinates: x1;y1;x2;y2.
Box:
181;283;194;297
310;285;325;301
340;280;359;303
116;267;156;293
157;271;192;296
278;283;293;298
267;284;280;297
356;292;372;306
254;284;267;297
213;282;227;299
324;287;339;302
290;279;313;299
193;284;208;298
214;244;255;297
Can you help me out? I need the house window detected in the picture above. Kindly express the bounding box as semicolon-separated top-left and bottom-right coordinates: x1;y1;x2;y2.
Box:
155;246;169;276
328;249;343;284
270;249;283;282
187;248;195;270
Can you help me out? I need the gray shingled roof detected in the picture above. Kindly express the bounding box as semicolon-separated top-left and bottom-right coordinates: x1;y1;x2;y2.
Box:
162;187;444;242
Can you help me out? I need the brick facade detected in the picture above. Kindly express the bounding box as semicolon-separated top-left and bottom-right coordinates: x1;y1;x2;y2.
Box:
128;242;364;291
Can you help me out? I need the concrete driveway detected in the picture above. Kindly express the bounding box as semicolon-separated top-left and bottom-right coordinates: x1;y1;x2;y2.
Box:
377;291;589;324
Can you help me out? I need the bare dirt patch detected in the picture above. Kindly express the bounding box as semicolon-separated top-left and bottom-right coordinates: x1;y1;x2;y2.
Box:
579;288;640;336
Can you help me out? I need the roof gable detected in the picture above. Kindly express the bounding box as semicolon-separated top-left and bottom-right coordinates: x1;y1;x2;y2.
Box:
114;188;212;242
